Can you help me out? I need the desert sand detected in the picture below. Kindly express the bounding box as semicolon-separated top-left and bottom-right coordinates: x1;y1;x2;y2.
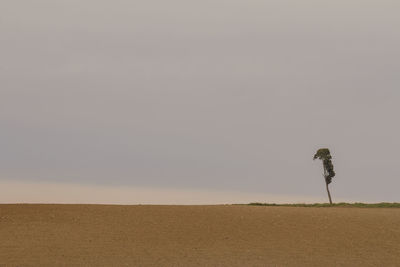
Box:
1;204;399;266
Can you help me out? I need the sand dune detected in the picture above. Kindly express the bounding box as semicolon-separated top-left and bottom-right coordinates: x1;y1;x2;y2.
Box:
1;204;399;266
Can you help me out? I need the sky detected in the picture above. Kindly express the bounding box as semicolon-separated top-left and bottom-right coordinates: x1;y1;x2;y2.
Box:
1;0;399;203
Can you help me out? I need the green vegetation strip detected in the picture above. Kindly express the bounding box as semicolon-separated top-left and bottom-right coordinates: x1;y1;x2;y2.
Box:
247;202;400;208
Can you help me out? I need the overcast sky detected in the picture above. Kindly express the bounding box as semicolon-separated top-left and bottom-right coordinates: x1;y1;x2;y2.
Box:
1;0;399;203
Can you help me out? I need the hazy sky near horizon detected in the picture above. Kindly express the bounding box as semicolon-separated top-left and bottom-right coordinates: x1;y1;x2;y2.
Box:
1;0;400;203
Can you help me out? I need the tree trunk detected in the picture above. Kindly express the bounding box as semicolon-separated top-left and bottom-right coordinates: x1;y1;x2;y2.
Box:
323;166;333;204
325;181;333;205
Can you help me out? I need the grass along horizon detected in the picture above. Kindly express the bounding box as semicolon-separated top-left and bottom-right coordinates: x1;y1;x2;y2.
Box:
247;202;400;208
1;203;399;208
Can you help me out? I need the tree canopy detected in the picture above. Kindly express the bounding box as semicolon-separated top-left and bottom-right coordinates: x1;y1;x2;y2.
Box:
313;148;335;185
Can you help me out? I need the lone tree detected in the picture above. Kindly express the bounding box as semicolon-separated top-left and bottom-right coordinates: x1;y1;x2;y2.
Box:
313;148;335;204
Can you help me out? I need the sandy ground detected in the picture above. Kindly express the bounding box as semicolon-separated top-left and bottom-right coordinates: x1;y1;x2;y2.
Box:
0;205;399;266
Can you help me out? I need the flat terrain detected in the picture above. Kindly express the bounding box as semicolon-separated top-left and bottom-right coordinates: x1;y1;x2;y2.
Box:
1;205;399;266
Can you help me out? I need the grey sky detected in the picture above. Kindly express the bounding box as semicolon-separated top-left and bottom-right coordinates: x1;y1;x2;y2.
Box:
1;0;399;202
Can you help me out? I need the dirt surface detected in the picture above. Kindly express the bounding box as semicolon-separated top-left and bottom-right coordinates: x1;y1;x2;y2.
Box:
1;204;399;266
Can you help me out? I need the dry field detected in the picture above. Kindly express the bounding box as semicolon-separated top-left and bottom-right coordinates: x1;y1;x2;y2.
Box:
1;204;399;266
